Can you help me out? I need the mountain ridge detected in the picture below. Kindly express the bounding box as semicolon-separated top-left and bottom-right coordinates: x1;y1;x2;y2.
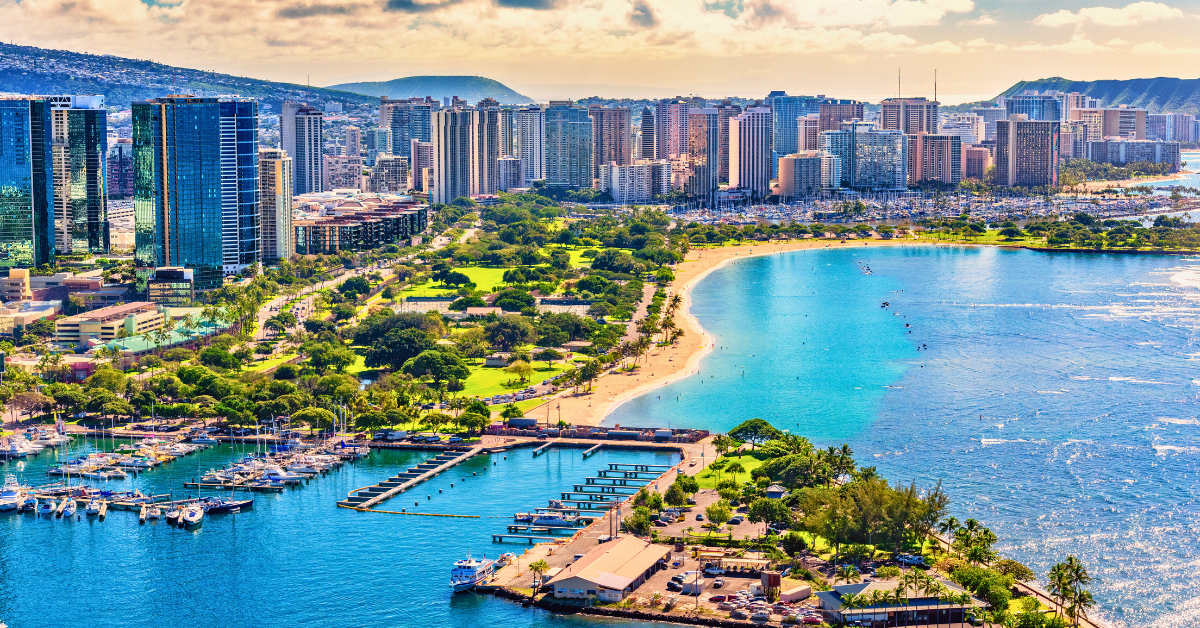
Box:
327;75;533;104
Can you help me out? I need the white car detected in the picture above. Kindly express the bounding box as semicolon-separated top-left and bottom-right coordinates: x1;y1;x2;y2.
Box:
897;554;927;566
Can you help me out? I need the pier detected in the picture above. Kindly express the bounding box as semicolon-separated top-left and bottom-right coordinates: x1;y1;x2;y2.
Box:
339;446;484;510
581;444;602;459
491;534;562;544
531;442;553;457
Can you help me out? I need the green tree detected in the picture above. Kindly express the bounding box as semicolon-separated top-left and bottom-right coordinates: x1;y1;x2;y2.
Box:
293;407;337;434
528;559;550;585
504;360;533;383
728;417;781;446
484;315;536;351
664;484;686;508
704;500;732;535
365;327;434;371
534;348;563;370
402;350;470;388
748;497;793;528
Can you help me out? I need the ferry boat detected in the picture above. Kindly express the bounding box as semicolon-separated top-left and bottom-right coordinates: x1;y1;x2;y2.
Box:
532;513;577;527
449;555;495;592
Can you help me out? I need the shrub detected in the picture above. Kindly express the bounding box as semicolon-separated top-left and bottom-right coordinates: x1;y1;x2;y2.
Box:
274;364;299;380
874;566;901;579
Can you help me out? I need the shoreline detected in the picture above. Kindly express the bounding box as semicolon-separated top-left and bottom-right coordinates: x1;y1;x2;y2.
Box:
531;237;927;427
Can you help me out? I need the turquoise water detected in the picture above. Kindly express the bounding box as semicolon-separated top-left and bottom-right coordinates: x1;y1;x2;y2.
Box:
0;440;678;628
608;245;1200;628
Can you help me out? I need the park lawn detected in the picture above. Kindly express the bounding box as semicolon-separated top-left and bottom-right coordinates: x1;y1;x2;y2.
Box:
694;452;768;489
400;266;511;297
487;398;545;415
461;360;572;399
246;353;298;373
539;245;595;269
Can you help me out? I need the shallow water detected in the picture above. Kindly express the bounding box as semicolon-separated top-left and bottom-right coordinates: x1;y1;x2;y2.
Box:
0;439;679;628
607;245;1200;628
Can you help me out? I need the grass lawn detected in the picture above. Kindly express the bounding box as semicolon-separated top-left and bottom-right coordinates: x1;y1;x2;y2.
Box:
246;353;298;373
488;398;546;415
540;244;596;269
345;351;382;380
461;360;572;399
400;265;511;297
694;452;768;489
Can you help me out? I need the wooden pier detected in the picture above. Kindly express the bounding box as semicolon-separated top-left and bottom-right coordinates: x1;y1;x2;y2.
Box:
505;525;579;534
581;444;602;459
532;442;553;457
340;446;484;510
607;463;671;471
492;534;562;544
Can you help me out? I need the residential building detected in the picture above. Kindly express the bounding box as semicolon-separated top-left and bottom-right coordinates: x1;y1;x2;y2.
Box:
497;156;522;191
642;159;673;196
713;100;742;183
1147;113;1195;142
410;140;434;192
53;301;164;344
515;106;546;186
655;98;690;159
545;103;593;188
820;121;907;190
371;153;411;194
132;97;260;290
431;109;475;204
1085;140;1181;171
107;139;133;199
940;114;983;145
1006;93;1062;122
589;106;632;178
283;103;324;194
1065;92;1099;116
324;155;364;190
293;202;428;254
546;537;672;602
0;97;54;268
638;106;655;160
778;151;839;198
145;267;194;306
963;145;992;179
472;106;508;195
970;106;1006;141
906;134;962;187
598;163;652;204
47;95;108;256
765;92;823;157
881;98;939;135
798;114;821;151
1071;106;1146;140
1059;121;1091;159
364;128;393;166
818;100;865;132
344;126;362;157
258;148;293;263
380;96;435;161
687;108;720;206
994;114;1059;187
728;107;773;198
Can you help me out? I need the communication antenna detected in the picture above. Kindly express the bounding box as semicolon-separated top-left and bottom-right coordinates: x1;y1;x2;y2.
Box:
897;68;901;99
934;69;938;102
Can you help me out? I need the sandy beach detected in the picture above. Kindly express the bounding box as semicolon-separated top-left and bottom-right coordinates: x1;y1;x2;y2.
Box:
528;237;922;427
1079;171;1192;191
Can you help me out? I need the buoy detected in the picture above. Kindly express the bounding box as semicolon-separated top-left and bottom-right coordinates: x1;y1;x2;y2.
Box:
427;495;431;499
439;489;442;493
451;483;454;487
415;501;419;506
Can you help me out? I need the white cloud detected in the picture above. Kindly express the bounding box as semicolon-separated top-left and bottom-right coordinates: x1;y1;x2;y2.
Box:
1014;33;1109;53
1132;41;1200;54
959;13;997;26
964;37;1006;50
915;40;962;53
1106;38;1131;46
1032;1;1183;27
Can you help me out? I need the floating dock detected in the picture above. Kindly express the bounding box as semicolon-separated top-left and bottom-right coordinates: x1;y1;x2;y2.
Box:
338;446;484;510
491;534;562;544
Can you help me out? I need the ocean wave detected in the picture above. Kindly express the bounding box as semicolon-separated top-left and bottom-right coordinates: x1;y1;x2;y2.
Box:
1152;444;1200;455
1109;376;1173;385
1038;390;1064;394
1157;418;1200;426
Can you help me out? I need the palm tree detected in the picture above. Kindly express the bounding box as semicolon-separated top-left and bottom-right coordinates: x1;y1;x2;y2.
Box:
726;461;745;484
528;559;549;587
835;564;861;584
1048;561;1070;620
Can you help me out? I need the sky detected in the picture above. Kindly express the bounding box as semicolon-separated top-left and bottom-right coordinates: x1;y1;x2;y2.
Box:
7;0;1200;103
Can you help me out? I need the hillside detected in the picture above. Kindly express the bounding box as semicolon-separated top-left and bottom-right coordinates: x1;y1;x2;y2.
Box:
943;76;1200;115
0;43;376;112
328;76;533;104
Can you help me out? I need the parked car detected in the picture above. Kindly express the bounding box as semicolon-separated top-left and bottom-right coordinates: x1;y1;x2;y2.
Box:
712;578;726;589
695;513;704;521
666;581;681;592
897;554;927;567
447;436;463;444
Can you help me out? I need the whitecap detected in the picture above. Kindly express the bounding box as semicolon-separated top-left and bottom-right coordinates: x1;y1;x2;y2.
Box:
1037;390;1064;394
1109;376;1173;385
1158;418;1200;426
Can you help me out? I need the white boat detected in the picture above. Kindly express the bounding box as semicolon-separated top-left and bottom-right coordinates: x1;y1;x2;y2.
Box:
21;496;37;512
61;498;77;518
192;436;219;445
85;498;102;516
146;506;163;520
0;481;22;512
36;500;55;516
261;466;303;484
532;513;577;527
180;504;203;528
0;441;25;459
449;555;495;592
496;553;517;567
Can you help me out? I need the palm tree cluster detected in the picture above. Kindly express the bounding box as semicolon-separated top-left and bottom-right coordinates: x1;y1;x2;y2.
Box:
1049;556;1095;627
837;569;977;627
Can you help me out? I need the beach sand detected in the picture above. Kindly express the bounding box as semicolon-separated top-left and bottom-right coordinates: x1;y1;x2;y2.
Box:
526;237;921;427
1079;171;1192;191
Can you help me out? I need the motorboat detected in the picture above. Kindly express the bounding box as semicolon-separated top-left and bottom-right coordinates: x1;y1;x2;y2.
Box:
261;466;304;484
513;512;536;523
85;498;102;516
180;504;203;528
165;506;181;525
191;436;219;445
61;498;77;518
496;553;517;568
0;476;24;512
532;513;578;527
146;506;163;520
0;441;25;459
199;497;253;514
37;500;55;516
449;555;495;592
21;496;37;512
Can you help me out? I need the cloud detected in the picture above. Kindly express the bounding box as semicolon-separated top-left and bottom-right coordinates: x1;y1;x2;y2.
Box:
915;40;961;53
495;0;563;7
1105;38;1130;46
628;0;657;27
384;0;465;12
276;3;366;18
958;13;996;26
1014;32;1109;53
1032;1;1183;27
1132;41;1200;54
859;32;918;51
964;37;1005;50
744;0;794;27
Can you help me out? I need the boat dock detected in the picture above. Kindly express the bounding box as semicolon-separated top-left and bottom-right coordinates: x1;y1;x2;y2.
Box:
491;534;561;544
338;446;484;510
531;442;553;456
183;479;286;493
581;444;603;459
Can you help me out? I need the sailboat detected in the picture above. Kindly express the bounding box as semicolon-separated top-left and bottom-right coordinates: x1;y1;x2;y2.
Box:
61;497;77;518
85;497;102;516
165;506;181;525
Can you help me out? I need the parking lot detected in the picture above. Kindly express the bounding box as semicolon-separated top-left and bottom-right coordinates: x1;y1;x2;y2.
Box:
652;488;768;539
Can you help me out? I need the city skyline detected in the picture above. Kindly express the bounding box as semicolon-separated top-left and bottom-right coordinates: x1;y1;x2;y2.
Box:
3;0;1200;104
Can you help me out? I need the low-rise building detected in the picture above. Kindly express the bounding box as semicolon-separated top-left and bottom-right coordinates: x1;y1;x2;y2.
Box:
54;302;164;344
146;267;195;307
546;536;671;602
0;301;61;336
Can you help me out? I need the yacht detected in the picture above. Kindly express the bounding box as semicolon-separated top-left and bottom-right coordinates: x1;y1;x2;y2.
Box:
0;440;25;459
61;498;77;518
85;498;102;516
165;506;181;525
261;466;303;484
449;555;495;592
146;506;163;520
191;435;219;445
532;512;577;527
180;504;204;528
0;477;23;512
36;500;56;516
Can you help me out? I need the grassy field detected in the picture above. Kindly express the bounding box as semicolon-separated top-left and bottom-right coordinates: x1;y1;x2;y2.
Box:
540;244;596;269
245;353;298;373
694;452;768;489
461;360;572;399
400;265;511;297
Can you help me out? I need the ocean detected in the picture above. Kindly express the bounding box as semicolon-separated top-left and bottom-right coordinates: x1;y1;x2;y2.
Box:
607;244;1200;628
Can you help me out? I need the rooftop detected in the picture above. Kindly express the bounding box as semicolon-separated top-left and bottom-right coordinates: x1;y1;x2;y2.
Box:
546;536;670;592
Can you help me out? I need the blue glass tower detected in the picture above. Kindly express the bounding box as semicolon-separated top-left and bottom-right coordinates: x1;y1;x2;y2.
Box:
133;97;258;292
0;98;54;267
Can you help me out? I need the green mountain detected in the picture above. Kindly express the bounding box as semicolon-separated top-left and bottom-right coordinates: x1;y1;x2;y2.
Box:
999;77;1200;115
327;76;533;104
0;43;377;112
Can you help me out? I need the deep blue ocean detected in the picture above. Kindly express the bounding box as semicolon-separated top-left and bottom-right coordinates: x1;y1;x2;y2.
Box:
0;441;679;628
608;245;1200;628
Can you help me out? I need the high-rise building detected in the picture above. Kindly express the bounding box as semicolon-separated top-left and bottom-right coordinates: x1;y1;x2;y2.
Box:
686;108;720;207
906;134;962;187
881;98;939;135
410;140;433;192
471;106;508;195
764;92;824;157
133;97;259;290
963;145;992;179
971;106;1006;141
818;101;865;132
1006;93;1062;122
324;155;364;190
544;103;593;188
1085;139;1181;171
638;107;655;161
431;109;475;205
344;126;362;157
711;101;742;184
0;98;54;267
364;128;392;166
1163;113;1196;142
1059;121;1090;159
1071;106;1146;140
655;98;690;159
797;115;821;151
515;107;545;186
728;107;772;198
258;148;293;264
380;97;435;161
777;151;840;199
994;114;1059;187
283;102;324;194
589;106;632;178
820;121;907;190
48;95;108;255
498;156;522;192
107;139;133;199
371;154;411;193
598;163;653;204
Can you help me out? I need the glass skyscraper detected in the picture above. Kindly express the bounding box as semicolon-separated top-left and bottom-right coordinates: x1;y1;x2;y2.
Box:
133;97;258;292
48;95;108;256
0;98;54;268
544;104;592;188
